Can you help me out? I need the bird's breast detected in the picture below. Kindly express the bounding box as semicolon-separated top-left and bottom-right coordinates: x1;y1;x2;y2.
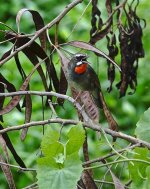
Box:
74;63;87;74
68;64;98;91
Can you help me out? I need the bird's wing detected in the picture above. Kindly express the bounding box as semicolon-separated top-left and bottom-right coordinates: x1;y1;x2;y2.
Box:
88;65;103;109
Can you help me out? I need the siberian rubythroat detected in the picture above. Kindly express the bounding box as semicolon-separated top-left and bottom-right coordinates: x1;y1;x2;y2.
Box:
68;53;102;109
67;53;118;131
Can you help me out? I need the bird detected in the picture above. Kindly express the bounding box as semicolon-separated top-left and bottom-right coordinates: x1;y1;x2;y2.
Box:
67;53;118;131
68;53;102;108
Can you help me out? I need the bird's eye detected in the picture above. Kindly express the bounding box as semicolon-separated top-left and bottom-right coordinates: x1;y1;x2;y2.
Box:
75;54;87;61
76;56;81;61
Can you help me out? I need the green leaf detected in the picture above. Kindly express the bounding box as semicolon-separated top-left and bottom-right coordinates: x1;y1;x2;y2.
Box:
130;166;150;189
128;147;149;186
41;127;64;157
37;125;85;188
66;123;85;155
37;153;83;189
0;121;4;125
135;107;150;142
145;166;150;188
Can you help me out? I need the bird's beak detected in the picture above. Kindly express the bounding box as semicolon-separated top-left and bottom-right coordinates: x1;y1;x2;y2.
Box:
84;61;90;64
85;54;89;59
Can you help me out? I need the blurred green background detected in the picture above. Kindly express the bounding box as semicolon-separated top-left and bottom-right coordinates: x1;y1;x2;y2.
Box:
0;0;150;188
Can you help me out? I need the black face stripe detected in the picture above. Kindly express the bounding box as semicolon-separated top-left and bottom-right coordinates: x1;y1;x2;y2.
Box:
75;54;87;62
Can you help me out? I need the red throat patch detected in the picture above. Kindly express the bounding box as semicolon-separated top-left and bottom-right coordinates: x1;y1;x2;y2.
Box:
74;63;87;74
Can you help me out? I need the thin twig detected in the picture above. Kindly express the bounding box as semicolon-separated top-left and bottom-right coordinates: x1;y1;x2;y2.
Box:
84;158;150;170
0;36;16;44
22;183;38;189
48;99;58;118
0;33;34;44
0;161;36;172
95;179;114;185
0;22;17;34
66;0;92;40
103;0;127;26
41;96;45;135
83;143;140;166
95;179;130;188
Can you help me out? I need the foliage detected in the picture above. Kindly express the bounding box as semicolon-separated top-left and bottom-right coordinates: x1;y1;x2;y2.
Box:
128;147;150;188
135;107;150;143
37;124;85;189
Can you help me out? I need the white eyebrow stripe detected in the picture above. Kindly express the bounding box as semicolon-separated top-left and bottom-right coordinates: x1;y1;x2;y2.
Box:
75;54;84;57
76;61;83;66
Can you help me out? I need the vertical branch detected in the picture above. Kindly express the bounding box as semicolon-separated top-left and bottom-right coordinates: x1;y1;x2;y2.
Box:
41;96;45;135
55;23;59;47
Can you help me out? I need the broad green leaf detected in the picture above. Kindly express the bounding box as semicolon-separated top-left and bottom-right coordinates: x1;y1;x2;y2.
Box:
37;125;84;189
130;166;150;189
37;153;83;189
135;107;150;142
128;147;149;186
145;166;150;188
66;123;85;155
0;121;4;125
41;127;63;157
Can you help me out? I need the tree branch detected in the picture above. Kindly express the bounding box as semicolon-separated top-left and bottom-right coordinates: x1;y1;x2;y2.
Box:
0;90;150;149
0;117;150;150
0;0;83;67
0;90;90;122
